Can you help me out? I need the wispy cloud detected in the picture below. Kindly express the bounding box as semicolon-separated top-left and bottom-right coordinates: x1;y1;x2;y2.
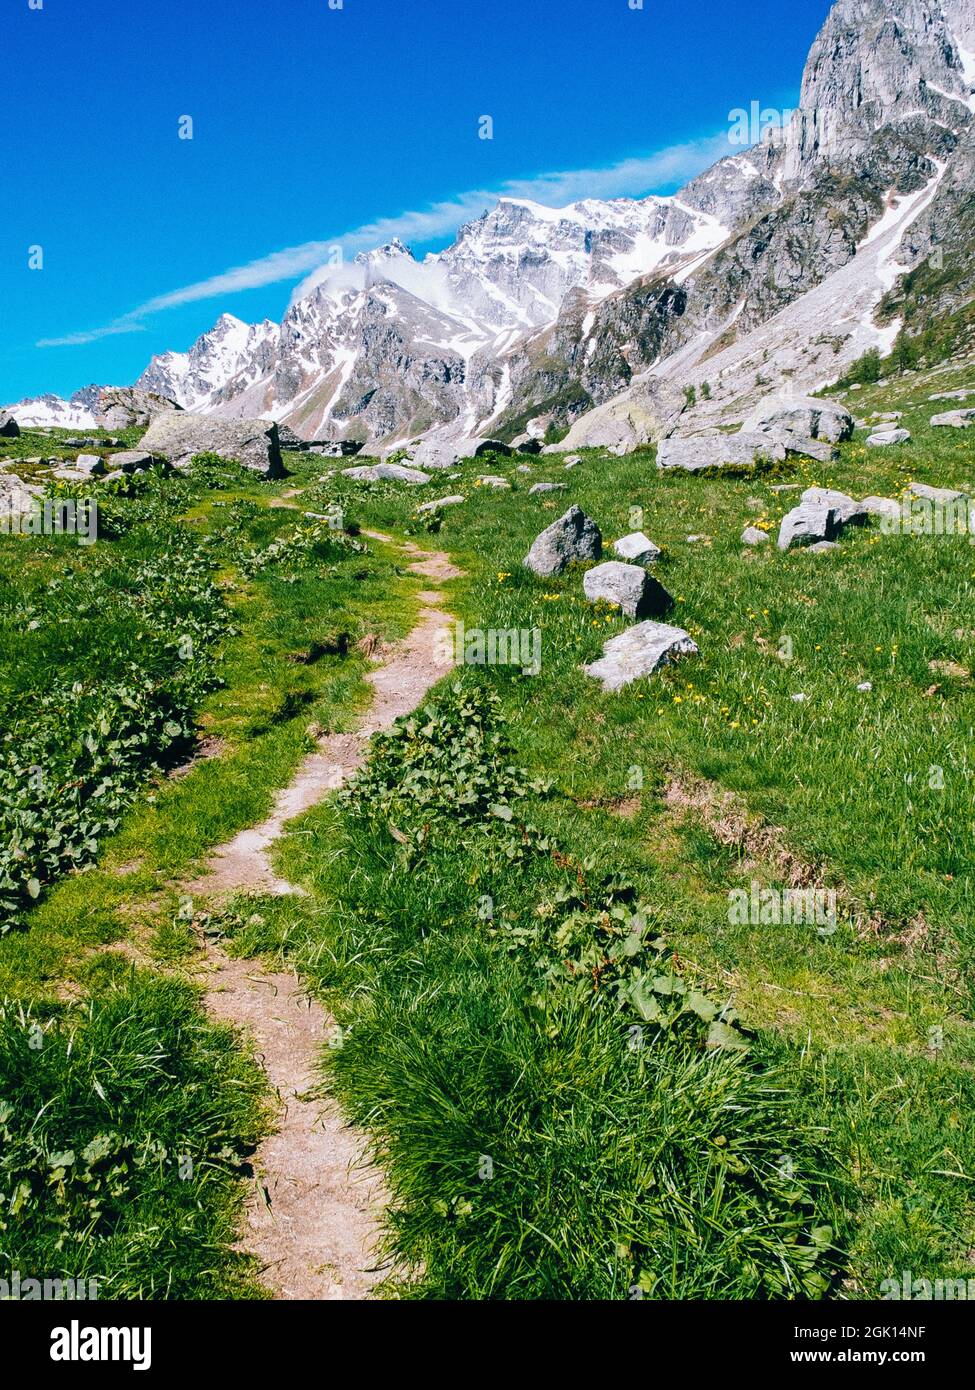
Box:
37;131;730;349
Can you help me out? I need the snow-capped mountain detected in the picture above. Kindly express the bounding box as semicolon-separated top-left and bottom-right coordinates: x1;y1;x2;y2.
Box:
136;313;278;410
5;385;103;429
128;193;730;444
10;0;974;451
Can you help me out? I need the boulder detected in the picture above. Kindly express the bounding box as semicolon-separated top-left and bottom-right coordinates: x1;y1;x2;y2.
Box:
139;412;284;478
741;525;770;546
473;439;513;458
777;504;841;551
307;440;363;458
512;435;543;455
342;462;431;484
76;453;106;476
806;541;839;553
476;475;510;489
564;455;582;468
860;496;901;522
551;377;685;454
800;487;868;527
416;494;465;514
907;481;968;505
0;412;22;438
866;428;911;445
657;432;788;472
97;387;181;430
740;393;854;443
528;481;567;495
930;408;975;428
523;505;602;577
929;389;975;402
408;438;476;471
584;621;698;692
613;531;661;564
583;561;672;619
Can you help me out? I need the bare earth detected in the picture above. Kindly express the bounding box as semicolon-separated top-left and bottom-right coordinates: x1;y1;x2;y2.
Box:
192;534;461;1300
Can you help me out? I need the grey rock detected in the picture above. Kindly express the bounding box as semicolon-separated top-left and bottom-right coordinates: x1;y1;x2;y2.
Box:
741;393;854;443
140;412;284;478
515;464;533;474
75;453;106;476
860;495;901;521
528;481;567;495
584;620;698;692
343;462;431;484
806;541;840;553
741;525;771;546
929;389;975;402
800;487;869;526
930;409;975;428
416;494;465;513
409;438;476;471
476;475;510;489
516;438;543;455
583;560;673;619
866;428;911;445
657;431;787;472
907;481;968;504
778;504;840;551
524;505;602;576
98;386;181;430
613;531;662;564
0;412;20;438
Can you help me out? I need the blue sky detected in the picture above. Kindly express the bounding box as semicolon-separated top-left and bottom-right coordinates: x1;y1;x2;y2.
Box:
1;0;833;403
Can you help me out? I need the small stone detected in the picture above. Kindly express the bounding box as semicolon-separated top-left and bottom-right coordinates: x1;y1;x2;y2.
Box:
476;475;510;489
528;482;567;495
866;428;911;446
613;531;662;564
416;494;465;514
741;525;770;546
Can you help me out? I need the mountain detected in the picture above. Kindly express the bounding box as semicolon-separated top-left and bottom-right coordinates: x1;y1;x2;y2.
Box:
5;385;103;429
9;0;974;450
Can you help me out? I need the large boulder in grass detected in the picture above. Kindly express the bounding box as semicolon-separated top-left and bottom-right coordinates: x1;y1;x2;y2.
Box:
405;438;476;471
0;411;21;438
524;505;602;576
342;461;431;484
139;411;284;478
97;387;181;430
657;432;789;472
583;561;672;619
800;487;869;527
778;503;842;551
741;393;854;444
930;408;975;428
584;621;698;691
613;531;661;564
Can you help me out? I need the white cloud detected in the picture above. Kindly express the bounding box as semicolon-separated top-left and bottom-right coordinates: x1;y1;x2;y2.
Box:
37;131;730;349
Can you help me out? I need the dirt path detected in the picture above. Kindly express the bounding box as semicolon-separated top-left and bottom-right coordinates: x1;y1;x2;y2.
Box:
192;532;462;1300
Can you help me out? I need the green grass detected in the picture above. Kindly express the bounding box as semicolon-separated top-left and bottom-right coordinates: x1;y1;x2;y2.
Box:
234;369;975;1297
0;449;423;1297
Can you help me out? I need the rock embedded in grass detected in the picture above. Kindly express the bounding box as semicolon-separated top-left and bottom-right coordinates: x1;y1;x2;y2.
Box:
866;428;911;445
342;462;432;484
800;487;869;527
416;494;465;513
741;393;854;443
141;410;285;478
528;481;567;495
907;481;968;505
76;453;106;476
741;525;770;546
583;560;672;619
613;531;662;564
476;475;510;488
778;503;840;550
930;408;975;428
584;620;698;691
523;505;602;576
860;495;901;521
